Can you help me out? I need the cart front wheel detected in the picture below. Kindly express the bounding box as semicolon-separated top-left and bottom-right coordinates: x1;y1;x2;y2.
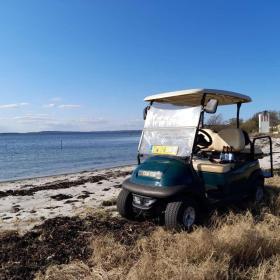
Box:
165;198;198;230
117;189;134;219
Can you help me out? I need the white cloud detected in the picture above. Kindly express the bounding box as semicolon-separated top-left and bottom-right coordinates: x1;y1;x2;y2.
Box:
0;112;142;132
0;104;19;109
58;104;81;109
9;114;106;129
43;103;81;109
51;97;62;102
0;103;29;109
43;103;56;108
77;117;108;124
13;114;54;123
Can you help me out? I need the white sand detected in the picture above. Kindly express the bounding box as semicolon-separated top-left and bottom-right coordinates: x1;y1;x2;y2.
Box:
0;165;134;233
257;137;280;169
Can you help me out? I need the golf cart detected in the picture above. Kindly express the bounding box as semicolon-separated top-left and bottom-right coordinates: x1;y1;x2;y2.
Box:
117;89;273;230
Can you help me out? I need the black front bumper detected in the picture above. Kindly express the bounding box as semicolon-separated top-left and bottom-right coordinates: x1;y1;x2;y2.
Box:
122;178;187;198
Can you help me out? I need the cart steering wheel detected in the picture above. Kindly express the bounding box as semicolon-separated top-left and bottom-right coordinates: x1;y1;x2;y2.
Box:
196;129;213;149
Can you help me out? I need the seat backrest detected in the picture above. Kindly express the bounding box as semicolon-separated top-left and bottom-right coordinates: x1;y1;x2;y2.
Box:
211;128;246;152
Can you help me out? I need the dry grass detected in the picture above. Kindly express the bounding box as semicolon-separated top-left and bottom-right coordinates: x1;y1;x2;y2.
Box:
29;177;280;279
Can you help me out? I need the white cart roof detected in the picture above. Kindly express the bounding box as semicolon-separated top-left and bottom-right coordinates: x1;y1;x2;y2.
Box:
144;88;251;106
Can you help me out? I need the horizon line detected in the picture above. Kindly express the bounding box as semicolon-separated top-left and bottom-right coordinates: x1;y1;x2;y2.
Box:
0;129;142;134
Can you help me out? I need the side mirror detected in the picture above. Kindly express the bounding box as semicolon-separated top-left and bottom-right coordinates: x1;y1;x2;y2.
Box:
143;106;150;120
204;99;218;114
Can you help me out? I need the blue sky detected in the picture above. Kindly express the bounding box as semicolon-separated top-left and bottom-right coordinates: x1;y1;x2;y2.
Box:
0;0;279;132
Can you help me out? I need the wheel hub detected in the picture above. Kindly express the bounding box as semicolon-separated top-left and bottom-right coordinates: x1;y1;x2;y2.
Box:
255;186;264;202
183;206;196;228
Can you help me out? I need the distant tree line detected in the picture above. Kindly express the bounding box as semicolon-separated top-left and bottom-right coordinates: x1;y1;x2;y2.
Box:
206;111;280;133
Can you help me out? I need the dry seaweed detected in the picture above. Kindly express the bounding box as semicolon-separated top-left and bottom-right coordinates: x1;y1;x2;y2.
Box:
0;214;155;280
0;170;130;198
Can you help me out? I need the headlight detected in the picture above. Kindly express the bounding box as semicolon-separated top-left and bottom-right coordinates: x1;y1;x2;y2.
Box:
133;195;157;207
138;170;163;180
133;195;142;205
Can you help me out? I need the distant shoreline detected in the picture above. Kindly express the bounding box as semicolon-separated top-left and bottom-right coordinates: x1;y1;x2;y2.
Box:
0;129;142;135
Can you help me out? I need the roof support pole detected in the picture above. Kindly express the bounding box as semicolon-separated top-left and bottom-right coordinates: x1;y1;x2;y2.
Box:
237;102;242;128
201;111;204;128
191;94;207;160
200;93;206;128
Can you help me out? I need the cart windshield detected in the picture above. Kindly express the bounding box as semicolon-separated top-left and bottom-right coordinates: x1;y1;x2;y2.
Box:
138;103;202;157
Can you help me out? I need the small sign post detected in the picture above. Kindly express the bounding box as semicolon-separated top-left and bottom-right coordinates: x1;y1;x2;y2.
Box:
259;111;270;134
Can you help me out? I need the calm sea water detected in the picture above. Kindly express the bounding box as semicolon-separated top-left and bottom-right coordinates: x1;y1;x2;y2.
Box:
0;131;141;181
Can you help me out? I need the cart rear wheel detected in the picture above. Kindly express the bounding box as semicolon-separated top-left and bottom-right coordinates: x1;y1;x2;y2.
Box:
254;184;264;203
117;189;134;219
255;186;264;203
250;173;265;204
165;198;198;230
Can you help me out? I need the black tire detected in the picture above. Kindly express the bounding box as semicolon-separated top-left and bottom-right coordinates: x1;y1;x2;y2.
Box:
117;189;134;219
249;172;265;204
165;198;198;231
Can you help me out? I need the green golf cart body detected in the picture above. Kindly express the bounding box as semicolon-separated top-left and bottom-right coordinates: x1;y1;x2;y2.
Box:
117;89;273;230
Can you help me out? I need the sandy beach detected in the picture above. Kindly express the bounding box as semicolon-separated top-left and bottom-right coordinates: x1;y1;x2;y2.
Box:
259;136;280;169
0;165;134;233
1;140;280;280
1;137;280;234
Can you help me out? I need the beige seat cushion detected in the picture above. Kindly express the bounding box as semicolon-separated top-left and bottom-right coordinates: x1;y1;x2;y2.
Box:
204;128;245;152
193;159;234;173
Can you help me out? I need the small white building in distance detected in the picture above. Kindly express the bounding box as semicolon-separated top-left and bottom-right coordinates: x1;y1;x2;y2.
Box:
259;111;270;133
